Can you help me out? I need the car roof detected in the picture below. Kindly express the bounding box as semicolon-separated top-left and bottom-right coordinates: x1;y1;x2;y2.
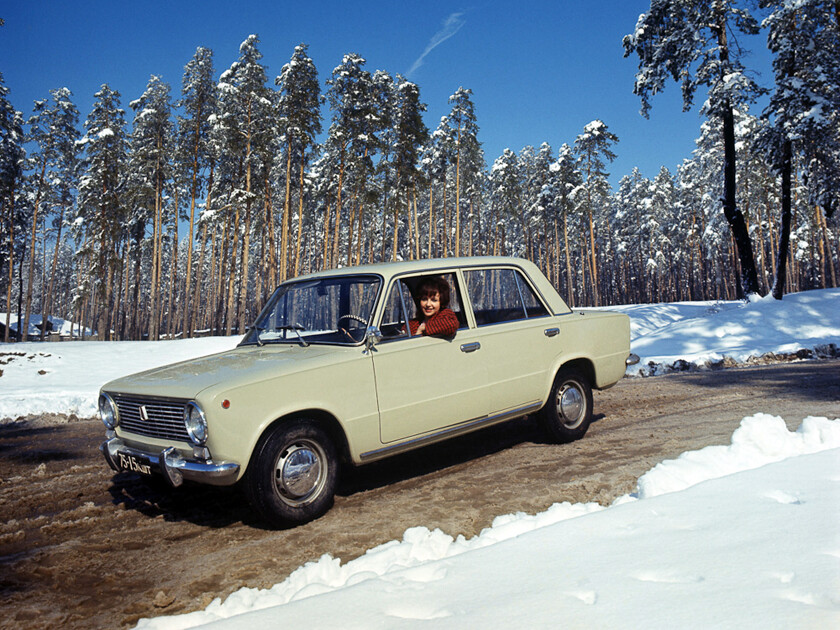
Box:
293;256;530;280
290;256;572;315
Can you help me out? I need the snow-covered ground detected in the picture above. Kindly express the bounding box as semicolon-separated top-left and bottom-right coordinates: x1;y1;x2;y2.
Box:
1;312;91;339
2;288;838;419
1;289;839;629
603;288;840;375
134;414;840;630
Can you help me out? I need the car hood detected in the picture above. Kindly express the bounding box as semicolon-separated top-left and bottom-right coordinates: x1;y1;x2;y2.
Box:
101;343;350;400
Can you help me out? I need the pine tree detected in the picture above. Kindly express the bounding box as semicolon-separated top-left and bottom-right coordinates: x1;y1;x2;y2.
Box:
217;35;273;334
128;76;173;340
176;47;216;336
23;88;80;341
389;77;428;260
420;117;453;258
488;148;521;257
324;54;379;267
276;44;322;279
758;0;840;298
552;144;582;306
76;84;128;340
1;73;25;341
574;120;618;306
624;0;763;297
446;87;481;257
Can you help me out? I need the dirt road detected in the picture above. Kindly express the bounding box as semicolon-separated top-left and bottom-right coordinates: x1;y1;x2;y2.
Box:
1;361;838;629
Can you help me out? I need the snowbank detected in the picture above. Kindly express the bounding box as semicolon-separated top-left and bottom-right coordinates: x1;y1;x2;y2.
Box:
135;414;840;629
605;288;840;375
0;336;240;419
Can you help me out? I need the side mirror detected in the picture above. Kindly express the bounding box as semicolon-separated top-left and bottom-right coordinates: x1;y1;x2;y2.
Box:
364;326;383;351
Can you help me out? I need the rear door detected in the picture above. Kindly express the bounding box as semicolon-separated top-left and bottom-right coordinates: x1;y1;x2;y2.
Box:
461;266;558;416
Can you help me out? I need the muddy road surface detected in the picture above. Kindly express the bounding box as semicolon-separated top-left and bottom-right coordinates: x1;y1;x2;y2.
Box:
1;361;838;629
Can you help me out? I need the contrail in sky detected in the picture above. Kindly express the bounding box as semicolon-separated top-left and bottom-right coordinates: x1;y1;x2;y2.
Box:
406;12;467;78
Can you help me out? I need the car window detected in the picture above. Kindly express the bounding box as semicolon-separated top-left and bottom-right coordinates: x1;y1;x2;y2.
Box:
379;273;467;339
379;281;412;339
516;273;550;318
243;275;380;345
464;268;548;326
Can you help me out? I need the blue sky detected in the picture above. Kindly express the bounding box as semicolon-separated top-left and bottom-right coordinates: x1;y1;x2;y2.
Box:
1;0;772;187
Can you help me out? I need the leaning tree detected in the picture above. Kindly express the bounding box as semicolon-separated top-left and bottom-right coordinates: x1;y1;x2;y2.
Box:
624;0;763;297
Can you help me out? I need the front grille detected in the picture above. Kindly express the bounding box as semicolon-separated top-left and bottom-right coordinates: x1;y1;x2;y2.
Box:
113;394;190;442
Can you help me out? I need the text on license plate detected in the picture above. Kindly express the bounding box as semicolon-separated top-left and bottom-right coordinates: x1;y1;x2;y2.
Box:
118;452;153;475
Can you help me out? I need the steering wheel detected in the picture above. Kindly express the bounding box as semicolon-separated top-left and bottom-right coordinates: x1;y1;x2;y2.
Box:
337;314;367;342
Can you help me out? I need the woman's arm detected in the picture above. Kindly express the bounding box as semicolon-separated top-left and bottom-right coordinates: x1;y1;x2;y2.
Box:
423;309;459;336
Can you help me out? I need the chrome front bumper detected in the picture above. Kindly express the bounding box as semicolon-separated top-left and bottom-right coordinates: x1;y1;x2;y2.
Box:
100;436;240;487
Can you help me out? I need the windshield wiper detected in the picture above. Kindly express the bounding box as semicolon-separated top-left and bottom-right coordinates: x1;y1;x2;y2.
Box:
276;323;309;347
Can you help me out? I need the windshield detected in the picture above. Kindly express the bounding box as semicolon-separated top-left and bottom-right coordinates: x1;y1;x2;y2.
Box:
241;275;381;346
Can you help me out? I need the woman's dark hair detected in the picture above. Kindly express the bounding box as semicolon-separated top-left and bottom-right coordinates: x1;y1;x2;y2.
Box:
413;276;451;314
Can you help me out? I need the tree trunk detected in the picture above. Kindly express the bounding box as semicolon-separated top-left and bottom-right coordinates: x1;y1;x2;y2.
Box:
42;200;66;342
224;203;239;336
238;198;252;335
771;139;793;299
413;184;421;260
4;195;16;342
322;202;332;271
281;139;293;282
191;221;209;335
331;149;346;268
23;162;47;342
454;131;461;257
294;154;306;277
818;207;837;287
427;185;434;258
181;114;202;339
564;211;573;308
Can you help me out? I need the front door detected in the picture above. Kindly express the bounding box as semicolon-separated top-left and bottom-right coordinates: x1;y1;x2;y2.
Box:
371;275;489;444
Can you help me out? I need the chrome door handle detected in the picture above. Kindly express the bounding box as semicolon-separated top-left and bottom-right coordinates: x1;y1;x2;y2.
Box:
544;328;559;337
460;342;481;353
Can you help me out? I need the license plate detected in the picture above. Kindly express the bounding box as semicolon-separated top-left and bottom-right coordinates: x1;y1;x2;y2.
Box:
116;452;154;476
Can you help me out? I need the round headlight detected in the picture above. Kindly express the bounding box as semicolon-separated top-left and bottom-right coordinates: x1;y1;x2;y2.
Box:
184;402;208;445
99;393;118;429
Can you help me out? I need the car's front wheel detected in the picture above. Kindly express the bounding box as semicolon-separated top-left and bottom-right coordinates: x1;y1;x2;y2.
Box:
244;419;338;527
538;368;593;443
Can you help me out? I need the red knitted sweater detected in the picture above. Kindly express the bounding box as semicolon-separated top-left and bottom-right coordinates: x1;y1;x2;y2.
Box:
409;308;459;337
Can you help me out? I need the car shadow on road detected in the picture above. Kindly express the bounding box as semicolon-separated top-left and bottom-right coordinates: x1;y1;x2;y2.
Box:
337;411;605;497
105;472;259;528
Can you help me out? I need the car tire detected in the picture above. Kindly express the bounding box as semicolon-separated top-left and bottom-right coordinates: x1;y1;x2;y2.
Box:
538;368;593;443
244;419;338;527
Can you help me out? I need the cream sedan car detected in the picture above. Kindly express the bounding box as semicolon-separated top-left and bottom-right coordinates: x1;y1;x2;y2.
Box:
100;257;636;527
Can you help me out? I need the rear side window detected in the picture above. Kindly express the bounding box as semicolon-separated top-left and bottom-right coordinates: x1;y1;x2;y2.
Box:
465;268;548;326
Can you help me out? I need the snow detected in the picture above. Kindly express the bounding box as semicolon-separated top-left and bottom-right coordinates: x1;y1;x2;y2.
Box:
602;288;840;375
134;414;840;630
1;289;839;628
0;334;238;419
1;288;838;418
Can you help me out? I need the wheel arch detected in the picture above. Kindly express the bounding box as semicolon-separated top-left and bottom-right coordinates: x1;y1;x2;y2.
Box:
554;357;595;388
248;409;352;473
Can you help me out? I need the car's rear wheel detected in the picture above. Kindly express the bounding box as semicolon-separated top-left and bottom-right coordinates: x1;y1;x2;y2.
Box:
538;368;593;443
244;419;338;527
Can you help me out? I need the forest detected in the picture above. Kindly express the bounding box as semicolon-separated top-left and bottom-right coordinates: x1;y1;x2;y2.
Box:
1;1;838;342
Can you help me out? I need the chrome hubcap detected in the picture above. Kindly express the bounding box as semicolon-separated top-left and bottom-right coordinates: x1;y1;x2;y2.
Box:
557;384;584;428
275;442;324;503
